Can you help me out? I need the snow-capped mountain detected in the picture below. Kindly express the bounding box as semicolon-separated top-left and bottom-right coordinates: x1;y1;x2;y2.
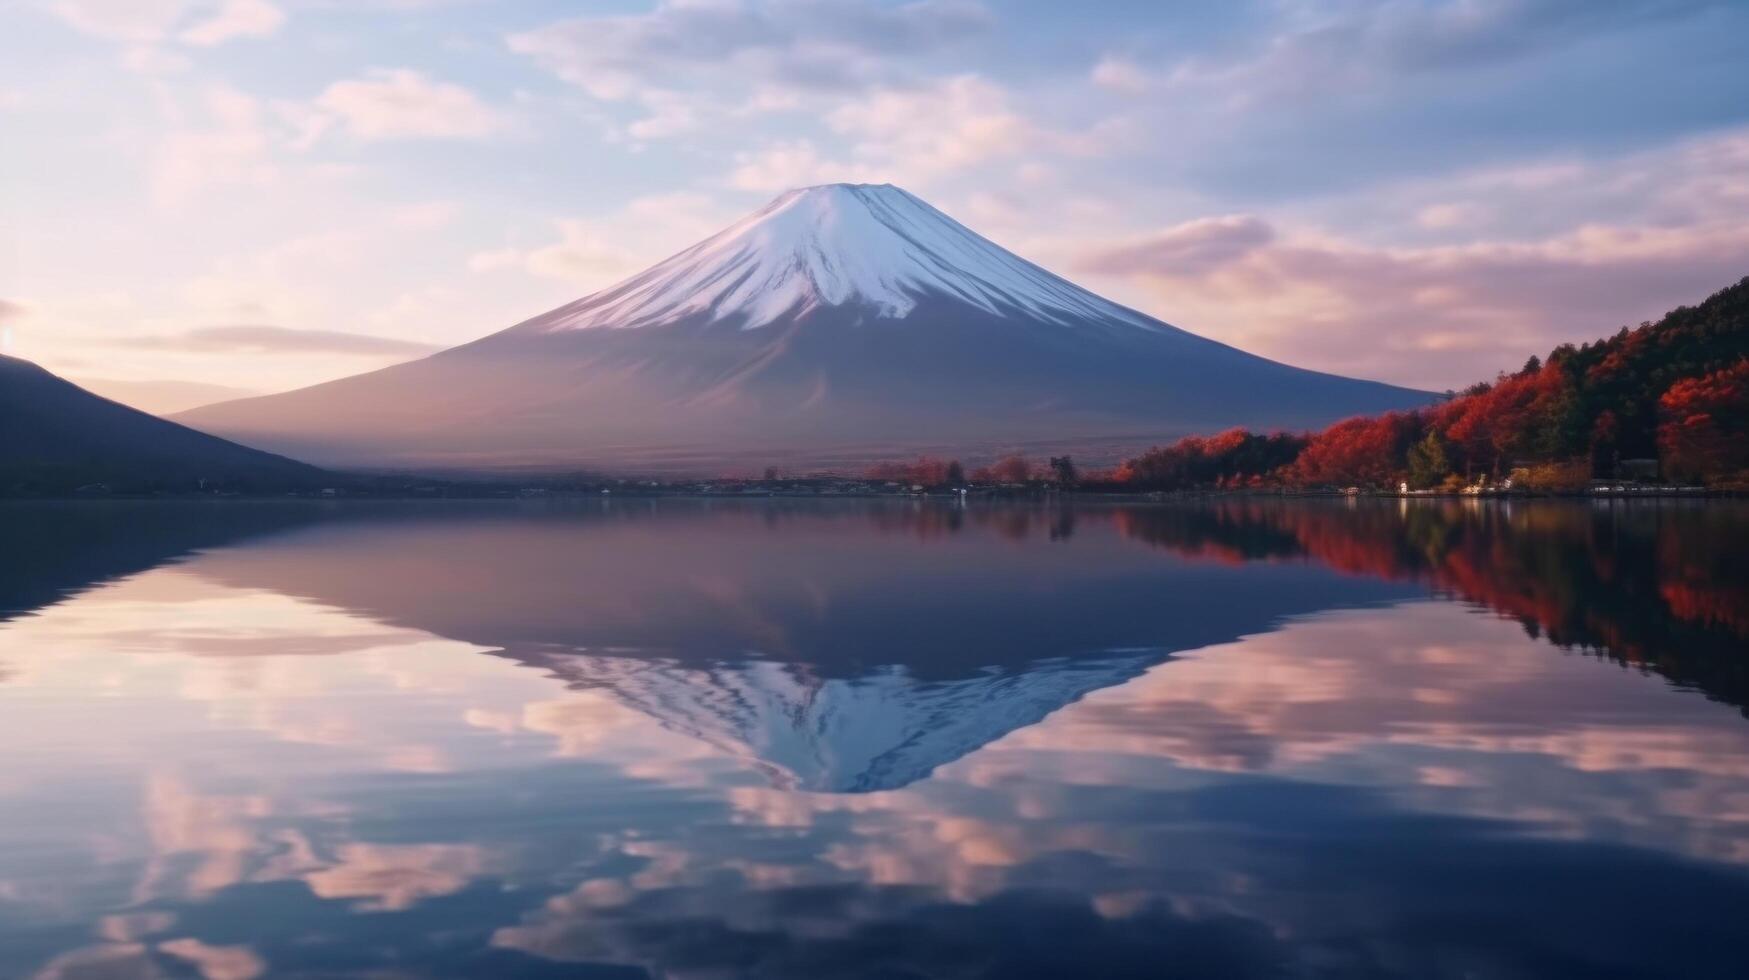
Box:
177;183;1430;471
515;183;1156;334
522;650;1167;793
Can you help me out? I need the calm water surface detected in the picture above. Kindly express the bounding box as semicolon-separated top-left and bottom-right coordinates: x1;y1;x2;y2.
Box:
1;499;1746;979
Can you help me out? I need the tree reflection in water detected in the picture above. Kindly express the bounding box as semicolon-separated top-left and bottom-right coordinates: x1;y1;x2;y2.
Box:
0;498;1746;979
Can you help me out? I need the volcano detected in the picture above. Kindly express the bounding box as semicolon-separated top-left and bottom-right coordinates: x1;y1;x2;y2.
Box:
177;183;1430;472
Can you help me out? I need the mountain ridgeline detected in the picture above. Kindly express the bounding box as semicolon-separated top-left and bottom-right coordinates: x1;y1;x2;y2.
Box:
176;183;1431;473
0;355;327;494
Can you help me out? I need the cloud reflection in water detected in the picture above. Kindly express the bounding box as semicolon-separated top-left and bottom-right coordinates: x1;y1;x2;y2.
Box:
0;499;1744;978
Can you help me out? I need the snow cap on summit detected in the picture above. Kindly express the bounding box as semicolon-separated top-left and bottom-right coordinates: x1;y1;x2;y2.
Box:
515;182;1155;333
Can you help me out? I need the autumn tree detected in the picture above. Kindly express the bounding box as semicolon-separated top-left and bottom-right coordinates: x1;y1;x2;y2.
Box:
1116;429;1306;490
1658;360;1749;482
1082;278;1748;492
1291;413;1422;487
865;457;956;485
986;455;1034;484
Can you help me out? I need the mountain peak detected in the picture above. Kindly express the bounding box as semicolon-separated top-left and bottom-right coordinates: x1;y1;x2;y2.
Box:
510;182;1157;334
781;180;900;195
175;183;1433;474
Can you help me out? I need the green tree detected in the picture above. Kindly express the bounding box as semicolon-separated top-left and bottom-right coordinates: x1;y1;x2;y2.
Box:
1406;430;1450;489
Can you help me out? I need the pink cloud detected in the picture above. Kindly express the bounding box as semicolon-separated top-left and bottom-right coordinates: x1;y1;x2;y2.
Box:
1079;218;1749;389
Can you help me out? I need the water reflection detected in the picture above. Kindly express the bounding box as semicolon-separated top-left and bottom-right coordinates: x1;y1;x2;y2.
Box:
0;499;1746;978
1112;500;1749;715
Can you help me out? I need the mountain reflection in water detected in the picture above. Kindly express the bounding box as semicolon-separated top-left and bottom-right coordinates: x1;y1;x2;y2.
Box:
0;498;1745;979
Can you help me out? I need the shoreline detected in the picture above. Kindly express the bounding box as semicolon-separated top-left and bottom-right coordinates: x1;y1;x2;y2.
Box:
2;486;1741;503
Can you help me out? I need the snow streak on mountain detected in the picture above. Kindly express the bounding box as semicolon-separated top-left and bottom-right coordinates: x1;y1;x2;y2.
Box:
515;184;1155;334
178;183;1432;472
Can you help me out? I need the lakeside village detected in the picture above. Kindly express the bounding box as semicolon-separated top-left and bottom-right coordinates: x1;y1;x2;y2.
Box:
262;455;1719;502
286;479;1714;502
53;450;1728;501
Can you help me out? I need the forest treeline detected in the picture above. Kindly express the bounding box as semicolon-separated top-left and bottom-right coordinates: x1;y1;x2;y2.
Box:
867;276;1749;491
1117;276;1749;490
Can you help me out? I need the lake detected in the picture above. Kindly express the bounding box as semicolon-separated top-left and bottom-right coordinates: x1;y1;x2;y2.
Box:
1;498;1746;979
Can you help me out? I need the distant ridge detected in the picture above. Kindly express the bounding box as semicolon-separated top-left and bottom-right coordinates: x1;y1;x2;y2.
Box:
179;183;1432;472
0;355;326;493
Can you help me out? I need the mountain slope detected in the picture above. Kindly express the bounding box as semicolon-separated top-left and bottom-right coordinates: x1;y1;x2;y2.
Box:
0;355;327;492
178;184;1432;472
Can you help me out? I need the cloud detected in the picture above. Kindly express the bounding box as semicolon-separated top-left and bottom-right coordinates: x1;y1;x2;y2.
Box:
179;0;284;46
1090;55;1151;95
509;0;991;99
120;325;442;356
1076;0;1746;202
1066;122;1749;388
157;938;266;980
727;74;1038;191
46;0;201;42
303;843;493;911
728;139;870;192
151;85;277;207
122;43;192;73
622;90;701;140
1166;0;1721;106
47;0;284;45
148;72;498;208
507;0;992;140
827;74;1031;177
1415;203;1485;230
469;193;732;290
306;68;505;141
389;200;460;230
1079;216;1274;277
1078;216;1749;389
469;221;638;284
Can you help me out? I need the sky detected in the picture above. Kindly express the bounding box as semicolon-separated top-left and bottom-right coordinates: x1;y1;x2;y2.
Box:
3;0;1748;413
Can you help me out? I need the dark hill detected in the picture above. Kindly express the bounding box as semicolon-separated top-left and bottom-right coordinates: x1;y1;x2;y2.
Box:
0;355;328;494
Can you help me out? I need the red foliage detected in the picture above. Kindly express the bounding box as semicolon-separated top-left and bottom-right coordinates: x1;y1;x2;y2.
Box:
1434;364;1574;474
1289;412;1422;487
973;455;1034;484
1115;428;1306;490
864;456;959;485
1657;360;1749;481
